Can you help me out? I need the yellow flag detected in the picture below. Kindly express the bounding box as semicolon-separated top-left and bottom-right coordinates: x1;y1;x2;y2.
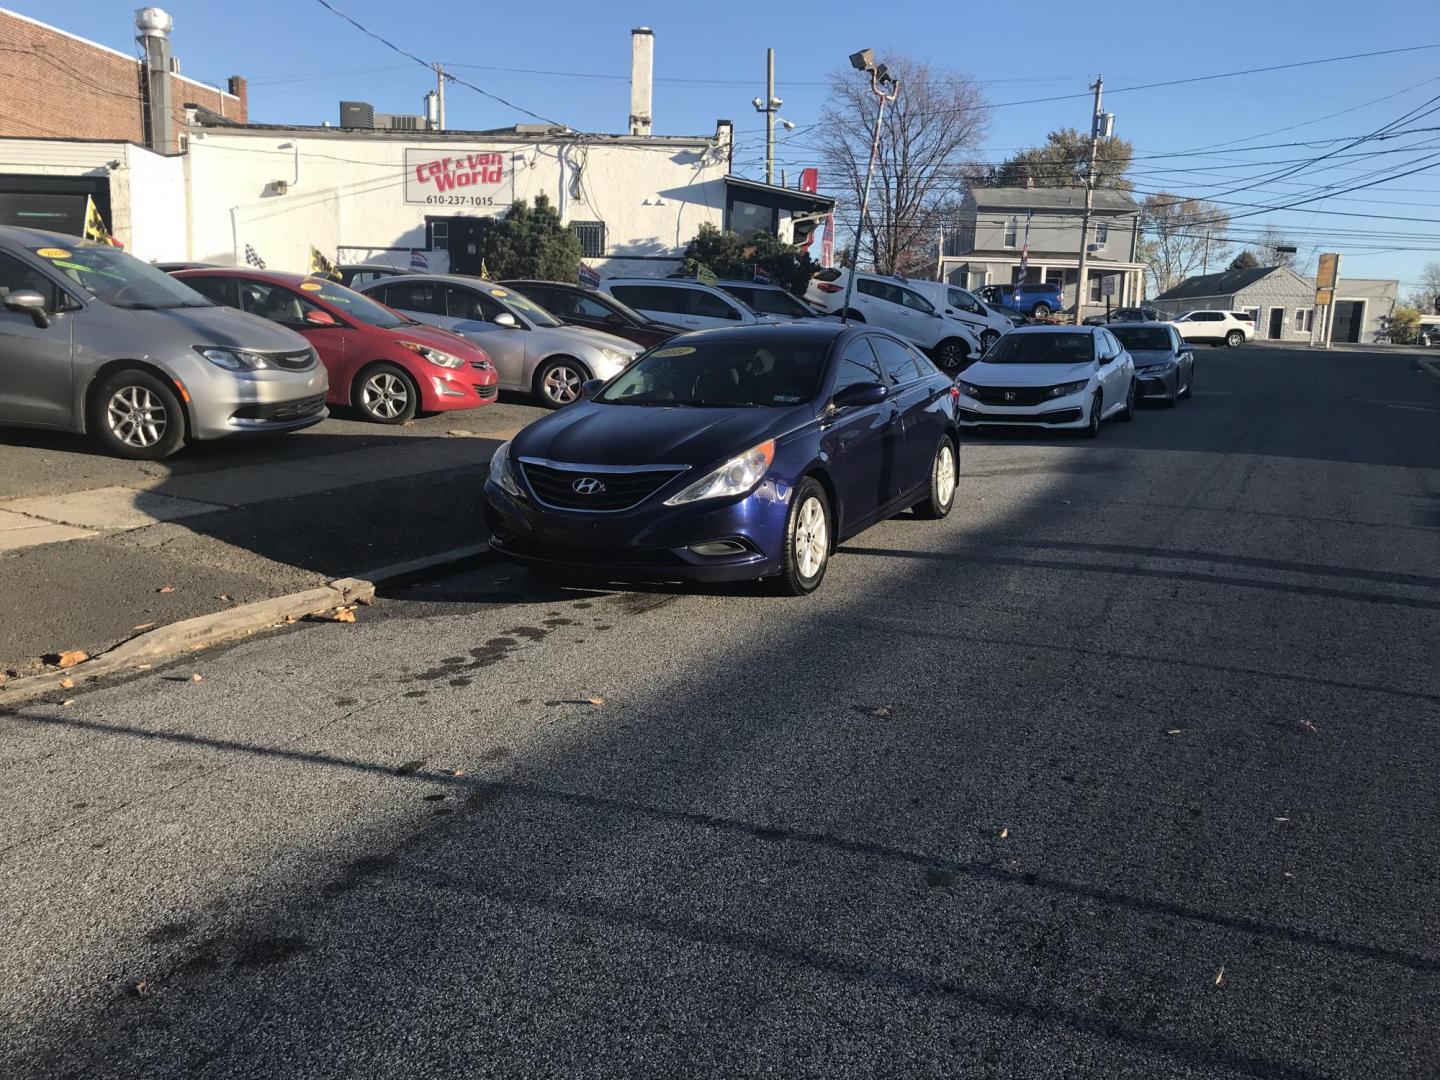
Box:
83;196;118;246
309;245;340;281
480;258;492;281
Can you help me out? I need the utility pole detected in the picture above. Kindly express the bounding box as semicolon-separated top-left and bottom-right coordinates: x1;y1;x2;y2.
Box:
753;49;783;185
1073;76;1110;326
435;64;446;131
839;49;899;323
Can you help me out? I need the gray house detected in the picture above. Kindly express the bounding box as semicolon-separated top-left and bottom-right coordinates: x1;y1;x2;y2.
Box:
937;186;1145;319
1152;266;1397;343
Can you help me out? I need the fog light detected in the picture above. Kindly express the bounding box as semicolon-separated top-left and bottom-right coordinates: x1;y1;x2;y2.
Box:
432;376;465;398
688;540;748;557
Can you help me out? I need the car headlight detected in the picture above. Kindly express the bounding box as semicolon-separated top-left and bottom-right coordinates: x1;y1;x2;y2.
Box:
1136;363;1174;375
488;440;522;497
663;439;775;506
598;347;632;367
1048;379;1090;398
196;346;271;371
398;341;465;368
957;381;983;397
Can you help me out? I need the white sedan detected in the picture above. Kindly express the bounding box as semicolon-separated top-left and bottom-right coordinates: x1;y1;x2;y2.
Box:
955;325;1136;438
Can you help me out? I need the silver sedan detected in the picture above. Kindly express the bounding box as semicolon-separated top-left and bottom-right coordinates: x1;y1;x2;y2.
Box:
358;274;641;407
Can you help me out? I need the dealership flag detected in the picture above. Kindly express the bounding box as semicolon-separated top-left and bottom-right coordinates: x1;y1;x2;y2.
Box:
309;246;340;281
83;197;119;247
410;249;428;271
480;259;492;281
1017;209;1033;283
752;264;770;284
578;262;600;288
820;214;834;269
244;244;266;269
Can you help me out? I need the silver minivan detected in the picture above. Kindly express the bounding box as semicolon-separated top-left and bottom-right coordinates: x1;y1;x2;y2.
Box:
0;227;328;459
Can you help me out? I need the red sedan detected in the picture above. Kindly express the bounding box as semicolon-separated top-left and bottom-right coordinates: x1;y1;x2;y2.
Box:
175;269;497;424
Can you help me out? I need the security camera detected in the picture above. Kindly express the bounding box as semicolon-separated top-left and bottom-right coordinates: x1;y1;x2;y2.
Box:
848;48;874;72
752;96;764;110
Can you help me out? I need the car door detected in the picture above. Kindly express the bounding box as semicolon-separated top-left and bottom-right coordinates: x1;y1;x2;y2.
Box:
821;335;901;532
1172;325;1194;389
419;283;528;391
895;284;941;348
854;277;901;334
1095;329;1126;412
237;278;356;401
0;251;76;427
869;333;941;494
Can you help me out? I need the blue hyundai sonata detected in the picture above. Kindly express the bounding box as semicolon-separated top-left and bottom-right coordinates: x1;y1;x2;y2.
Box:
484;322;961;594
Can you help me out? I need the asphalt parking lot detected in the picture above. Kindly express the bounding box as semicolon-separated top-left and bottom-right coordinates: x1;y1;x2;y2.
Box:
2;344;1438;1078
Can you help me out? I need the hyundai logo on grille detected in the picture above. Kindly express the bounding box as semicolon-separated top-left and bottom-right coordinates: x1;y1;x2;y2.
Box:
572;477;607;495
1003;391;1017;401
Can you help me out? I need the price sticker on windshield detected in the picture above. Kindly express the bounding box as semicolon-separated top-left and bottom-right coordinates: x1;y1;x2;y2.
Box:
35;247;71;258
299;282;324;291
652;346;695;358
489;288;509;298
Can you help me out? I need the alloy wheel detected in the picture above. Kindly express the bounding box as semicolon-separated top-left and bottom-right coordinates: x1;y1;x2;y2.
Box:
935;443;956;507
106;386;168;449
794;495;828;580
937;341;967;371
362;372;409;419
980;330;999;353
543;364;583;405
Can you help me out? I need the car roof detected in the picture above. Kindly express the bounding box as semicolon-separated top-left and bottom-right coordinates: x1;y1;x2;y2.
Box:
714;279;788;291
1107;321;1173;329
661;321;854;348
0;224;98;250
1005;323;1099;335
340;263;402;271
605;277;728;290
176;267;314;286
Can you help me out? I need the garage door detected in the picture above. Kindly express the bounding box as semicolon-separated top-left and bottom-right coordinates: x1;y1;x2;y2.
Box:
1331;301;1363;344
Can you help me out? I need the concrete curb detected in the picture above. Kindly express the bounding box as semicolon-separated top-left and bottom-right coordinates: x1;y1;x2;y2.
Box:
0;543;491;707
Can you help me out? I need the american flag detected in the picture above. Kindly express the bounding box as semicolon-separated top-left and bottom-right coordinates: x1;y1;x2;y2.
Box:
244;244;266;269
578;261;600;288
410;249;428;271
752;264;770;285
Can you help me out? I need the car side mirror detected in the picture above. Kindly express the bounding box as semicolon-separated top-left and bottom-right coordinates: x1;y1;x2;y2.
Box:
3;289;51;328
304;309;338;326
493;312;519;328
832;381;889;409
581;378;605;399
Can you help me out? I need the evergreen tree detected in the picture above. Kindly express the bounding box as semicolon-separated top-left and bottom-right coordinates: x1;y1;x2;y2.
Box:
471;195;581;281
678;223;818;296
1227;250;1261;272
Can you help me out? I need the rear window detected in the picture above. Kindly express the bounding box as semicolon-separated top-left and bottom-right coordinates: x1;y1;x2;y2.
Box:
1111;326;1172;351
611;284;686;315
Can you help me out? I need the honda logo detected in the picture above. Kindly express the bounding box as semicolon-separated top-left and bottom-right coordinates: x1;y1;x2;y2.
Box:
1003;391;1017;401
572;477;607;495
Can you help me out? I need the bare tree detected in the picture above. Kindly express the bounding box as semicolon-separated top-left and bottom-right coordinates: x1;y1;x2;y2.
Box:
1405;260;1440;313
1252;227;1302;271
1139;193;1231;295
816;55;986;276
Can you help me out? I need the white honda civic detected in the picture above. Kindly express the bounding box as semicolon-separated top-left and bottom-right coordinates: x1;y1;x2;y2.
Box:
954;325;1136;438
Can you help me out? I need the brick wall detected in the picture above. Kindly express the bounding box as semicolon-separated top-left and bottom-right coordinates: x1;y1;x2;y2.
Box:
0;11;245;148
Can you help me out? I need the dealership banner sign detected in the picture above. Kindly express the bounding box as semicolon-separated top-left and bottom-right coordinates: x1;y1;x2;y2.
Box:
404;149;512;208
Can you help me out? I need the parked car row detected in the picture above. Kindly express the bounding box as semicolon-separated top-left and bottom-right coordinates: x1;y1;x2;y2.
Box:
804;269;983;370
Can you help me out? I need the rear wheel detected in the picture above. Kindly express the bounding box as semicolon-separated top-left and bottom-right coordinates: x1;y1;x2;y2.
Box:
89;370;186;460
1225;329;1244;348
914;437;958;519
533;356;588;408
771;479;830;596
353;363;418;424
1030;302;1052;318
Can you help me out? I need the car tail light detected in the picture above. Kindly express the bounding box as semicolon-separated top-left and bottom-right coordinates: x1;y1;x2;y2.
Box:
817;282;843;294
949;386;960;401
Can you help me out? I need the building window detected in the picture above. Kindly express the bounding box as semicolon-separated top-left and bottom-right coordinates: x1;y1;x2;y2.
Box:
1094;222;1108;247
430;220;449;244
1044;268;1063;288
569;220;606;258
1296;308;1308;330
1003;217;1018;247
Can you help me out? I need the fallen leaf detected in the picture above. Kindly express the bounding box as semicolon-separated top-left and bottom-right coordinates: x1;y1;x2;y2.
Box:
870;705;892;718
586;697;604;706
332;608;357;623
216;595;231;603
157;586;174;594
55;650;88;669
190;673;203;683
132;623;155;632
447;768;464;777
132;979;151;997
1214;966;1225;986
59;677;75;690
1000;827;1009;839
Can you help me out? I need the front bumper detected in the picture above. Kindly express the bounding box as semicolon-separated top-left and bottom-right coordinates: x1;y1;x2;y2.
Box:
1136;369;1178;400
954;390;1089;429
415;365;500;411
484;475;793;583
188;364;331;440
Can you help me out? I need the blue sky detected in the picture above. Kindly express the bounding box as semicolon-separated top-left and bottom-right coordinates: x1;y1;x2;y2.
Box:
14;0;1440;291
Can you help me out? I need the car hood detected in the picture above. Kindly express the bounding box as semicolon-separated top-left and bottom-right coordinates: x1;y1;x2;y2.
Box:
1128;349;1176;365
963;359;1095;386
382;320;485;357
514;401;807;469
131;304;313;352
535;323;643;356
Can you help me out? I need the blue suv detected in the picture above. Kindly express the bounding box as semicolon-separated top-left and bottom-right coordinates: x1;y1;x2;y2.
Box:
978;282;1064;319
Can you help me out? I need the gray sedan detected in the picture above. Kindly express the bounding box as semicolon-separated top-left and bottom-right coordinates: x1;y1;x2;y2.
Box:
1109;322;1195;406
359;274;641;407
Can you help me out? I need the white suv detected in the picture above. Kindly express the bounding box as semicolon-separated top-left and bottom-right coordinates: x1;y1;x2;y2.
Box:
600;278;785;331
805;269;980;370
903;279;1014;352
1172;310;1254;348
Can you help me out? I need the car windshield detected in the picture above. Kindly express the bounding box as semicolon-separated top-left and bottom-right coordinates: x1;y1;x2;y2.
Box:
34;243;212;309
985;331;1095;364
489;285;562;328
1111;326;1172;351
596;339;829;408
728;287;813;318
302;279;411;328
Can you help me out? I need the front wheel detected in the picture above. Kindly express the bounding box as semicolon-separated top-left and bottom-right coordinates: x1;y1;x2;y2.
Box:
89;370;186;460
353;363;419;424
914;437;958;519
1081;392;1102;439
772;479;831;596
1118;378;1136;421
934;338;970;372
1225;330;1244;347
534;356;588;408
1180;364;1194;399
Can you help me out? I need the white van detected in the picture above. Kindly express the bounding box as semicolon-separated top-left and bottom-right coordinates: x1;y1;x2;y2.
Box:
600;278;786;331
804;269;980;370
903;280;1013;351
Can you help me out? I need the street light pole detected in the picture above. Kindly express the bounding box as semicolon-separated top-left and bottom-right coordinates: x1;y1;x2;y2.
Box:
753;49;787;187
1073;76;1108;326
840;51;899;326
